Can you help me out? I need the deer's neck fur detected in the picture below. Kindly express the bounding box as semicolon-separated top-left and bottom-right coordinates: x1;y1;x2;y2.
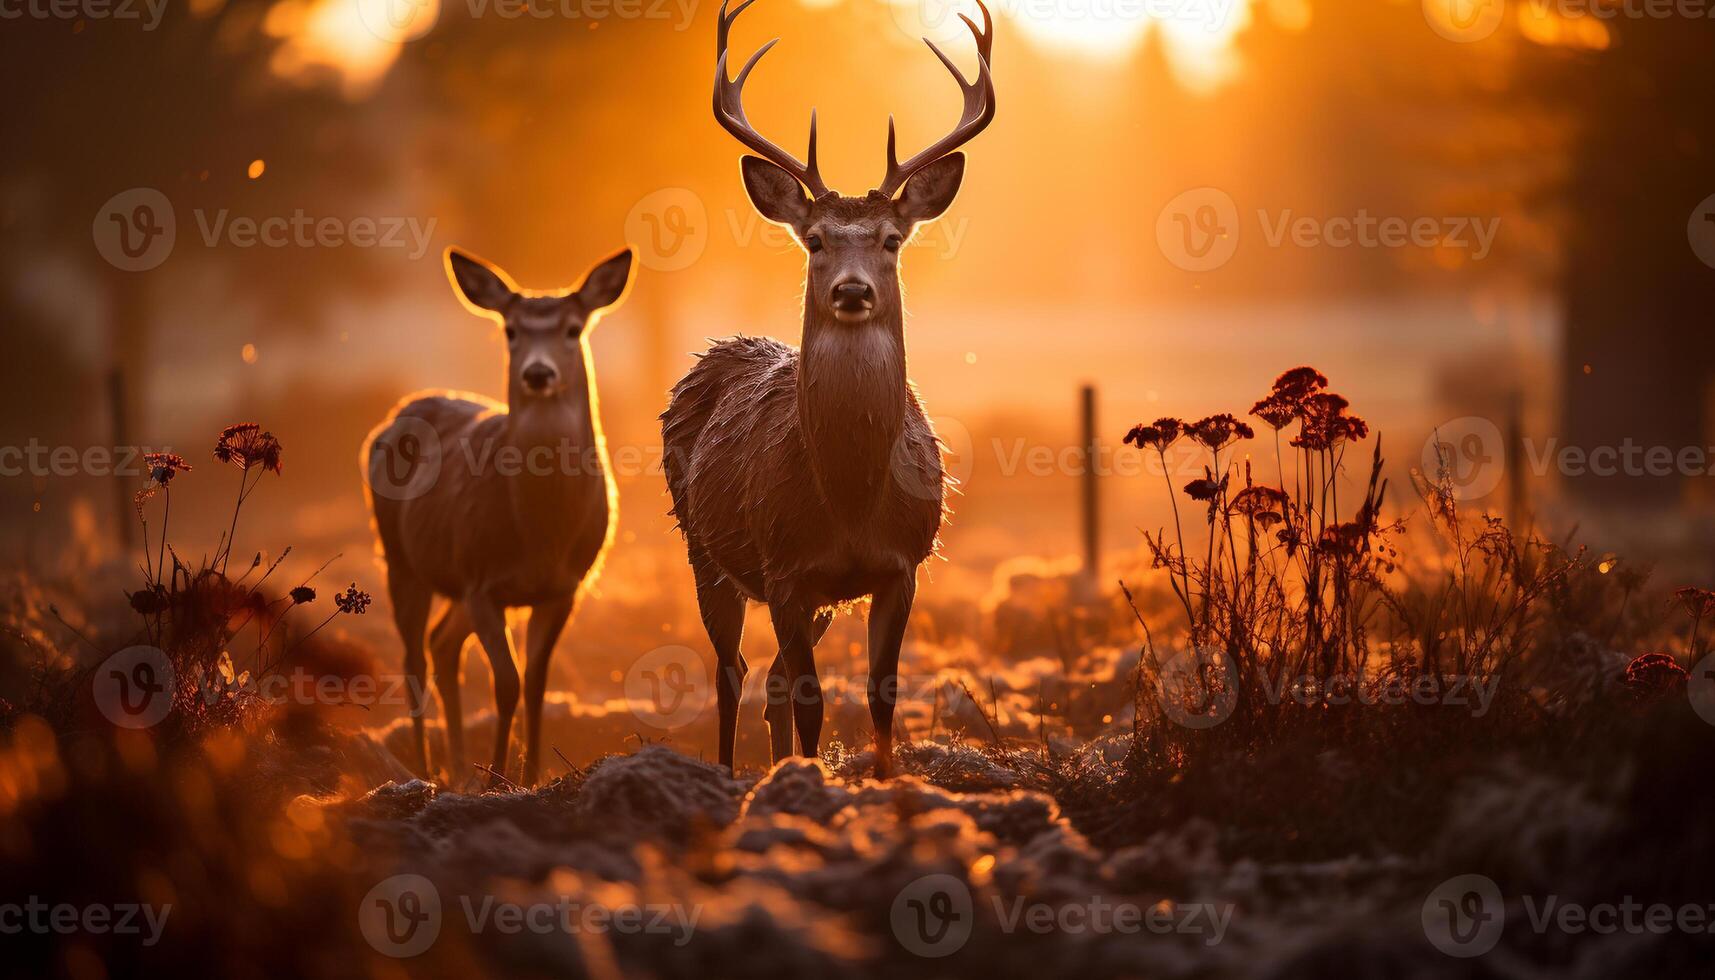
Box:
501;369;602;543
797;310;908;522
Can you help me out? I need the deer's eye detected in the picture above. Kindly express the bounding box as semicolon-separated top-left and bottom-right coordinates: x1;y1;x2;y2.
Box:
566;325;579;340
504;326;517;343
883;233;903;253
804;233;823;253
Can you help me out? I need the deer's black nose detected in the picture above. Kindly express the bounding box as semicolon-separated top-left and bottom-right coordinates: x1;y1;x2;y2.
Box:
521;363;558;391
831;282;874;311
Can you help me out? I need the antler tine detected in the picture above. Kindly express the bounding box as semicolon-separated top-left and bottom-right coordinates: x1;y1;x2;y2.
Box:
877;0;996;197
712;0;830;198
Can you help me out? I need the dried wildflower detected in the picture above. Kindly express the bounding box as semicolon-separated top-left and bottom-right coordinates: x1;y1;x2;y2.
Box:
1183;476;1227;501
1272;367;1329;401
1124;417;1185;453
1317;520;1370;557
132;485;159;515
1230;485;1289;528
1188;414;1254;452
213;423;284;474
1183;468;1230;520
334;584;372;615
290;585;317;605
144;452;191;486
129;584;170;615
1619;653;1687;702
1673;587;1715;619
1292;393;1368;450
1250;394;1298;431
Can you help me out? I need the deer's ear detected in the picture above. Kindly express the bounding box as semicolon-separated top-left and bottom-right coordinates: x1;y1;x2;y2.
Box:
576;248;634;314
446;249;514;314
741;156;812;228
895;153;966;227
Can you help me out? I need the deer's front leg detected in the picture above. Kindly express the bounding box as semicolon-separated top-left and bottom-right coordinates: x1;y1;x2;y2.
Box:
867;573;915;778
522;596;573;786
767;600;823;759
465;593;520;788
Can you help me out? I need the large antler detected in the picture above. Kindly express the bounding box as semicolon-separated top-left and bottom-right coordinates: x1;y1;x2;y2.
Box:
877;0;995;197
713;0;830;199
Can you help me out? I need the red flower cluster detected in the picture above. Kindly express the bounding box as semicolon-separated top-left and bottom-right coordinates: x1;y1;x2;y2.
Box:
1188;414;1254;452
143;452;192;486
1243;367;1370;450
334;584;373;615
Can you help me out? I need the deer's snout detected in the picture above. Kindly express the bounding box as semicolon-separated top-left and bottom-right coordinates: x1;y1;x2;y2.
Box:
520;361;560;394
830;281;875;321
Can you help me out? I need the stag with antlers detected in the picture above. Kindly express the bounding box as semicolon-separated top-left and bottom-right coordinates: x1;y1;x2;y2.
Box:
661;0;996;777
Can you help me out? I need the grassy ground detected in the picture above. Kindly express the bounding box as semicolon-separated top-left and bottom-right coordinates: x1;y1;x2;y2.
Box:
4;378;1714;978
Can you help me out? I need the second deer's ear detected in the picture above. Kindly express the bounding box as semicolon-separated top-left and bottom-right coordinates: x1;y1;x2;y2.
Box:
446;249;515;314
741;156;812;228
895;153;966;227
576;248;635;314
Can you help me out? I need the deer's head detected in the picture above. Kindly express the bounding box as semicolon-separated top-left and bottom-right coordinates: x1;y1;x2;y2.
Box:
445;248;634;406
714;0;994;327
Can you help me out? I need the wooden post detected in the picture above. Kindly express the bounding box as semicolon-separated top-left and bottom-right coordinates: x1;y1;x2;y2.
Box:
1080;385;1099;582
107;367;135;551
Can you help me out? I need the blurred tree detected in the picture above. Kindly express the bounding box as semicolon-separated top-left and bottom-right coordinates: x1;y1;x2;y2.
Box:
0;2;392;546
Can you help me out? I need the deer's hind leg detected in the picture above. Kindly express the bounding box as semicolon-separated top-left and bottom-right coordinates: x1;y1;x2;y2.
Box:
465;594;520;787
387;570;434;777
765;610;831;765
522;596;574;787
768;600;824;760
691;543;747;772
427;600;472;785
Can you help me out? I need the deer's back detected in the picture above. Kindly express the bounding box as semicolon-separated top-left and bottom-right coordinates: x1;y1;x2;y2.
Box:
661;337;943;606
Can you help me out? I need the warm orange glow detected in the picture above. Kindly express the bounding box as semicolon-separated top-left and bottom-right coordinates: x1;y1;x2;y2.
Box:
264;0;438;98
1517;2;1611;49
